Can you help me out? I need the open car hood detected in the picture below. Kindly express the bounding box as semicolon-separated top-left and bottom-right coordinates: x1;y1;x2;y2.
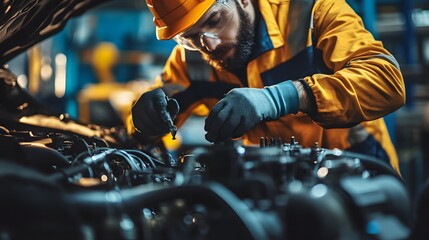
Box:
0;0;111;65
0;0;130;147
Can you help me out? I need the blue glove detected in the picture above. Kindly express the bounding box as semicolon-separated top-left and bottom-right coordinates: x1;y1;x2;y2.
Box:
131;88;179;137
204;80;299;142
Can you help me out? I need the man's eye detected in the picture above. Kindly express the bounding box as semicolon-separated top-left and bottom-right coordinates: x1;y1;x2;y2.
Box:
206;17;221;28
190;33;201;41
183;33;199;40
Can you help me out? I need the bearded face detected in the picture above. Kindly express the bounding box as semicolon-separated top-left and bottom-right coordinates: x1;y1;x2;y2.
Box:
201;1;255;72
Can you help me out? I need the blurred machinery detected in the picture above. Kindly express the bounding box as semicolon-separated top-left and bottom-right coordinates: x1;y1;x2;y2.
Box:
0;66;414;239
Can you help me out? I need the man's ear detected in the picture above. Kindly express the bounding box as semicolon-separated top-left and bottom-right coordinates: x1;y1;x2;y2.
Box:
239;0;249;8
237;0;256;23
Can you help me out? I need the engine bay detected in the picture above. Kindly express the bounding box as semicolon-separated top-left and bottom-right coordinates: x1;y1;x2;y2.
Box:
0;71;412;239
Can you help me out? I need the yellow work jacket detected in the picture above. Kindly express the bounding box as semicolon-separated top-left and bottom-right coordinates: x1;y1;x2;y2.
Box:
140;0;405;172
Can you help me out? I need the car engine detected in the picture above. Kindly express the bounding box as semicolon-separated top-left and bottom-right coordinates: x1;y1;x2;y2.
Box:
0;70;412;239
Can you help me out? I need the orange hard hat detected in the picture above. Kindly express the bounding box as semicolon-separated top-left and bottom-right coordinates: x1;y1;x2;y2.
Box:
146;0;216;40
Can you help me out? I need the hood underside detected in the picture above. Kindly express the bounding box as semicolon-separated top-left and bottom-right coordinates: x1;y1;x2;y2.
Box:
0;0;111;65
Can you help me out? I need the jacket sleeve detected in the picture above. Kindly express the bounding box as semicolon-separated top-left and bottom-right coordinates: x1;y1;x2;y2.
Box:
303;0;405;128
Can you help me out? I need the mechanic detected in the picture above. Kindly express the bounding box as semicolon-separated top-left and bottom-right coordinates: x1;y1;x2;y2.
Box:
129;0;405;173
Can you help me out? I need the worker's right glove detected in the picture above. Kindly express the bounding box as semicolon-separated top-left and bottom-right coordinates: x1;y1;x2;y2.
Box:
204;80;299;142
131;88;179;138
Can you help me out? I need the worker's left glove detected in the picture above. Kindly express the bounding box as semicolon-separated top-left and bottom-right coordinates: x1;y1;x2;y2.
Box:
204;80;299;142
131;88;179;138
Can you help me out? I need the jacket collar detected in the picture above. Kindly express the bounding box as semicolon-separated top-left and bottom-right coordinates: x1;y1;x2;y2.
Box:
257;0;285;48
252;0;285;58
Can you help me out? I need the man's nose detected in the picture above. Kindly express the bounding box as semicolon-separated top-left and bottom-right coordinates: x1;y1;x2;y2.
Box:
200;34;221;52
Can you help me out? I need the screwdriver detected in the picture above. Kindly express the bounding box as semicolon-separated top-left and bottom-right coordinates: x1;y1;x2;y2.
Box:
164;96;179;140
165;114;177;140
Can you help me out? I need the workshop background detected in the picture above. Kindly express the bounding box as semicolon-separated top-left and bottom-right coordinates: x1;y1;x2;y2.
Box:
5;0;429;200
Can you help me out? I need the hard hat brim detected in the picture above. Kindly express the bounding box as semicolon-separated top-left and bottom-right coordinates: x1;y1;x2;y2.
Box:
156;0;216;40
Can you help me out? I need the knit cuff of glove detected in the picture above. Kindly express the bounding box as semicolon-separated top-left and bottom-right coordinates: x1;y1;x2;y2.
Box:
264;80;300;118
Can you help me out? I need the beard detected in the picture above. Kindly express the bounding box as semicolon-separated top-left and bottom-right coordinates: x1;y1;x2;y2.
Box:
201;2;255;72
